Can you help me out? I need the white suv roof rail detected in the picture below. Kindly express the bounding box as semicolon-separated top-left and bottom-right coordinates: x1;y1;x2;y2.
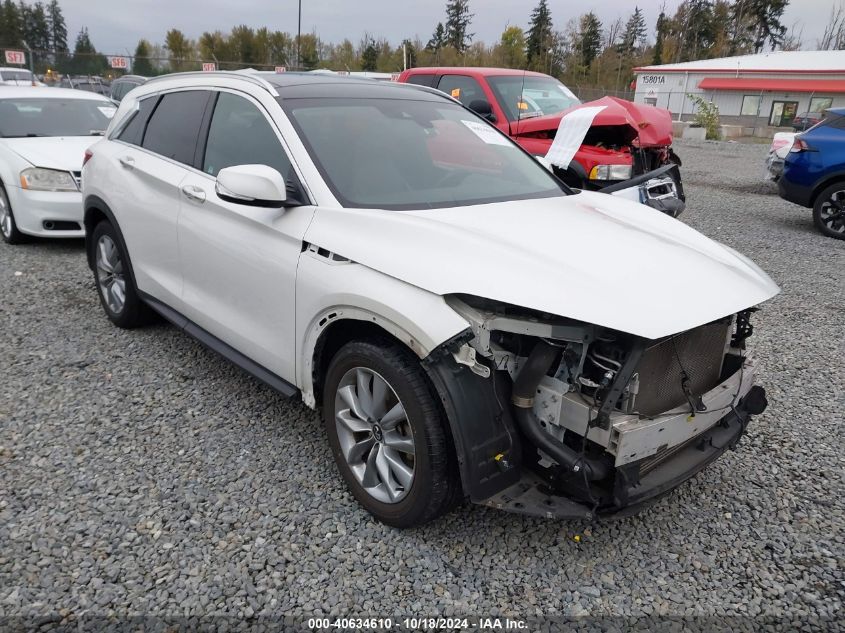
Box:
144;71;278;96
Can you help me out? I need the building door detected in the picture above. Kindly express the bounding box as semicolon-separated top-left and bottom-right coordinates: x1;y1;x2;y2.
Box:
769;101;799;127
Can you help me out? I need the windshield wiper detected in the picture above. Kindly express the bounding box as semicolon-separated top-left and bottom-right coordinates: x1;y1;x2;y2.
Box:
2;133;47;138
89;130;105;136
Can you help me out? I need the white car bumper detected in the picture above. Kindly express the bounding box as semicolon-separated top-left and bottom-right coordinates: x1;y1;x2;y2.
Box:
5;185;84;238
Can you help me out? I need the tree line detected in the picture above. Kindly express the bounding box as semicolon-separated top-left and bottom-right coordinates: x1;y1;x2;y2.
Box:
0;0;814;91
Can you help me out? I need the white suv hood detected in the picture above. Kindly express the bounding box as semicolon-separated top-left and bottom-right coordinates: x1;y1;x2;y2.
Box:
305;191;779;340
2;136;97;171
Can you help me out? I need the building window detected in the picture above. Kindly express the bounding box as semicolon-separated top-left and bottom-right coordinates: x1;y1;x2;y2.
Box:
809;97;833;113
741;95;762;116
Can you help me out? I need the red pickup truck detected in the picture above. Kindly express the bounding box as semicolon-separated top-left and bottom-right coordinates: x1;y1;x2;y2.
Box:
397;67;683;213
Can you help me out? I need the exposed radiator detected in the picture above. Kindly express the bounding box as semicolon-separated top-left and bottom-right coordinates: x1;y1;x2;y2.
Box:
633;320;731;417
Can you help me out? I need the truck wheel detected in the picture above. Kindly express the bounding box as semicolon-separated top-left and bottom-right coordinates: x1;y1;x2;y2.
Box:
322;339;460;527
813;183;845;240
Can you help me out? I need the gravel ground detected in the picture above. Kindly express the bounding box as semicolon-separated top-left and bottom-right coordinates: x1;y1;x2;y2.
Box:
0;139;843;625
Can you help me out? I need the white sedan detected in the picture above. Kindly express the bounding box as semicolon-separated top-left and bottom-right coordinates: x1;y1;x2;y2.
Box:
0;87;115;243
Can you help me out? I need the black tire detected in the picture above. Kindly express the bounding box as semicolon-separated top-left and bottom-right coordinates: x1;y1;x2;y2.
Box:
0;183;28;245
322;339;461;528
91;220;154;328
812;182;845;240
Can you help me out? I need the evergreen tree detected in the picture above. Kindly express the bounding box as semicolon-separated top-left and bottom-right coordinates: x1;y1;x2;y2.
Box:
71;27;105;75
427;22;446;51
731;0;788;53
653;10;668;64
46;0;65;52
525;0;553;70
22;2;51;68
360;37;378;71
444;0;473;53
164;28;193;71
133;39;153;75
674;0;716;62
620;6;647;57
0;0;24;47
579;12;603;68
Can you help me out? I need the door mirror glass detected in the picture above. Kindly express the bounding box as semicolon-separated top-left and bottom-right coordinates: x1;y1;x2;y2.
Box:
469;99;496;123
216;164;287;208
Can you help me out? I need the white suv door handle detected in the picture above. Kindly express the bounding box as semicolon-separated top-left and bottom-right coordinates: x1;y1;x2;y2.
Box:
118;156;135;169
181;185;206;203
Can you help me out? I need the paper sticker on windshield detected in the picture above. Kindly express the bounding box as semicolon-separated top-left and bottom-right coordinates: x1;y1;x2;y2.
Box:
461;120;511;146
451;88;461;98
98;106;117;118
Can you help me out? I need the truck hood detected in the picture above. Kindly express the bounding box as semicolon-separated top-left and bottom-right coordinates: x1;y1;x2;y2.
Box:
304;192;779;340
2;136;98;171
514;96;674;148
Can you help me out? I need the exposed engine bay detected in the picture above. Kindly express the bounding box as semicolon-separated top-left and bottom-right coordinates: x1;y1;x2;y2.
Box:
441;295;768;519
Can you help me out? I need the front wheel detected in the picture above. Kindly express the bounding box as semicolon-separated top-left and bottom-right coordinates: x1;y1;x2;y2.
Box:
322;339;461;527
0;184;27;244
813;183;845;240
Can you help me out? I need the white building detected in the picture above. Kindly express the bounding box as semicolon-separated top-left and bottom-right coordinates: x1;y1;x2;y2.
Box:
633;51;845;127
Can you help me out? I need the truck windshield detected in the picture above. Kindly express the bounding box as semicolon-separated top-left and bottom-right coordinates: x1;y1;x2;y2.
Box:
0;98;115;137
487;76;581;121
283;97;566;210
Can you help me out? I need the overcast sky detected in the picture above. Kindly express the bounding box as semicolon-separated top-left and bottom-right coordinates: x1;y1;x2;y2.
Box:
59;0;836;57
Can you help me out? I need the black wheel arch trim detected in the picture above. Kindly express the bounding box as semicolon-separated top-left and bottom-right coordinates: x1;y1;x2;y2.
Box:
138;290;299;398
422;333;522;502
83;196;139;286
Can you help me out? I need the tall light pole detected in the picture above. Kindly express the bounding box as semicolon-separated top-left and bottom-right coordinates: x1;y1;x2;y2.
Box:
296;0;302;70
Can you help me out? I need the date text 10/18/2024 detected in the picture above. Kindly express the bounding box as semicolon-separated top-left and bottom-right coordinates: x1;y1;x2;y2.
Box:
308;617;528;630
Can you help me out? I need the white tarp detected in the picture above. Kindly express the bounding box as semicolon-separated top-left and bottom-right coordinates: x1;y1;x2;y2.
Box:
544;105;607;169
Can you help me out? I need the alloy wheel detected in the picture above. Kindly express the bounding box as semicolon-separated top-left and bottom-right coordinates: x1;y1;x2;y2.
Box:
819;190;845;234
95;235;127;314
334;367;415;504
0;190;11;238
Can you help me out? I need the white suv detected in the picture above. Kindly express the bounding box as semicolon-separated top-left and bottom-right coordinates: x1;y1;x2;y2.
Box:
82;72;779;527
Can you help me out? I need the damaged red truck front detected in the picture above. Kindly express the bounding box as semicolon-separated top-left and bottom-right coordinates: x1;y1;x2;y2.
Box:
398;67;684;216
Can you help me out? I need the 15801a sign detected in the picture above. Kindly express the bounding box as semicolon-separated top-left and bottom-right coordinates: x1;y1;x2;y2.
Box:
640;75;666;85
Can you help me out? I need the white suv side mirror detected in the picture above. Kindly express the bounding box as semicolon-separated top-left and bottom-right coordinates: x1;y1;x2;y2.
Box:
215;164;287;208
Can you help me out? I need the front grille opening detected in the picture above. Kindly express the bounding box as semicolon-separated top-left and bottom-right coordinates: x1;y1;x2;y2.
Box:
633;320;732;417
42;220;81;231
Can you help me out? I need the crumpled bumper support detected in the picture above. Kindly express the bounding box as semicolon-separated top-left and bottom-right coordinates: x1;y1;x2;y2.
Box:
478;385;767;521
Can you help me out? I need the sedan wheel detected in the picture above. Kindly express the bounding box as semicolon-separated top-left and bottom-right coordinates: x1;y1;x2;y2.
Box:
96;234;127;314
813;183;845;240
0;184;25;244
334;367;416;504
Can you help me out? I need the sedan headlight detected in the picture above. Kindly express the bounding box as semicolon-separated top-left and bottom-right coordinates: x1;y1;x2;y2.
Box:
589;164;633;181
19;167;78;192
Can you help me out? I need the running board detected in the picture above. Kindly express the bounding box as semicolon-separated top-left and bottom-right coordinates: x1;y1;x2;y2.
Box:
139;292;298;398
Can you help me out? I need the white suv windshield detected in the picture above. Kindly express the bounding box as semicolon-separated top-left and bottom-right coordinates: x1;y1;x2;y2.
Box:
487;76;581;121
0;98;115;137
283;97;565;210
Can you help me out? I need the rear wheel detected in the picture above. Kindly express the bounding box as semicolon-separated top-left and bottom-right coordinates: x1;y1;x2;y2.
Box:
92;220;153;328
322;339;460;527
813;183;845;240
0;184;27;245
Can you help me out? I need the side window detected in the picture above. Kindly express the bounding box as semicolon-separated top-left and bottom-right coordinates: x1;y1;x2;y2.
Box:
142;90;210;165
116;96;157;146
202;92;293;181
437;75;485;106
406;74;436;87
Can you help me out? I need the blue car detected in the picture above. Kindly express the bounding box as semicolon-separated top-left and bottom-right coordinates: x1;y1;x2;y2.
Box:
779;108;845;240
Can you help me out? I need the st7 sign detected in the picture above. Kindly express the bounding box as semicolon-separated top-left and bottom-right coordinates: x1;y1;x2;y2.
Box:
202;62;216;72
4;50;26;65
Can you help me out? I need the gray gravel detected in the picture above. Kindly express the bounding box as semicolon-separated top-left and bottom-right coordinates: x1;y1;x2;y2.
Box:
0;138;843;623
